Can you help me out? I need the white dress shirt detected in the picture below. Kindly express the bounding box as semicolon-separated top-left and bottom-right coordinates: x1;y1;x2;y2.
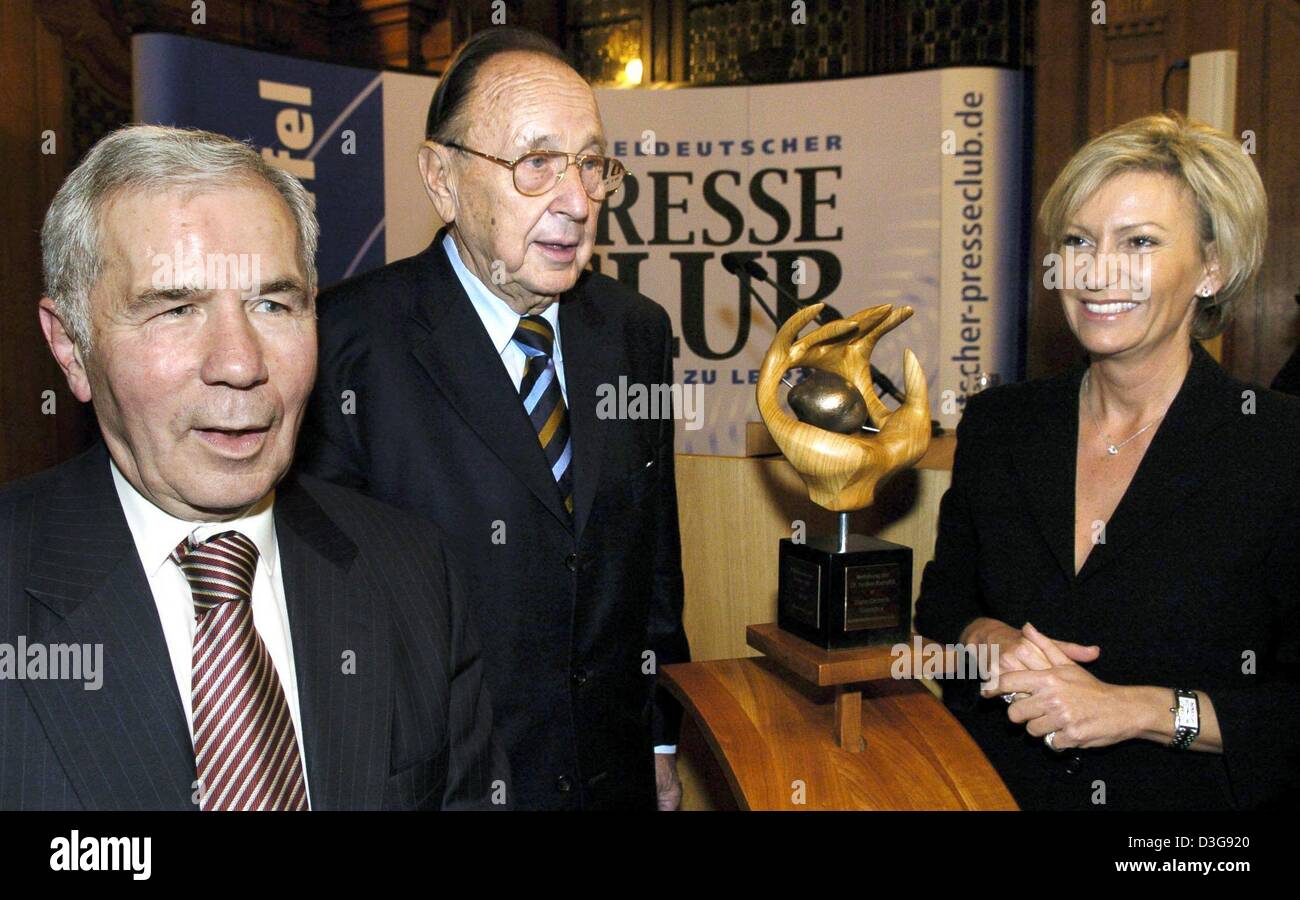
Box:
442;233;676;757
109;458;312;805
443;231;567;400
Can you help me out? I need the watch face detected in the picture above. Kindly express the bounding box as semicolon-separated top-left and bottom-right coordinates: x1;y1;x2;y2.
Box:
1176;696;1198;728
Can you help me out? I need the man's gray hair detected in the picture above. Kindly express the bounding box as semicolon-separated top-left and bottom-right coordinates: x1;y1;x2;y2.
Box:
40;124;319;350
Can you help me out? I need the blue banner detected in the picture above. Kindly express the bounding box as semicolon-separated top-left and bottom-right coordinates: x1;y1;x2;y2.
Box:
133;33;386;287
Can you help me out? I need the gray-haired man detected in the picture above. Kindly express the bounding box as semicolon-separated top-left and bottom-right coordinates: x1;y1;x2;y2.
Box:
0;124;506;810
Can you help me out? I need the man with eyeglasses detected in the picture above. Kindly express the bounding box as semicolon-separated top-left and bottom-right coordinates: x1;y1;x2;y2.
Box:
300;26;690;811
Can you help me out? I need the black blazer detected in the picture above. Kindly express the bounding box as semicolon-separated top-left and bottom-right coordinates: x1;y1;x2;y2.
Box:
0;442;507;810
914;343;1300;810
299;231;690;810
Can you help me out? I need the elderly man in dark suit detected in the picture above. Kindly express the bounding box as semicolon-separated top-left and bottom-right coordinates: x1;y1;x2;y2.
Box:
0;124;505;810
301;27;690;810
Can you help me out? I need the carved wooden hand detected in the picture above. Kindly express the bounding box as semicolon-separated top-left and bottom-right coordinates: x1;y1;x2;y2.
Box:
756;303;931;511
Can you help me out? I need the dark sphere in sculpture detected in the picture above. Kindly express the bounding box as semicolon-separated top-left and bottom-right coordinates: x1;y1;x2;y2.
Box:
787;370;869;434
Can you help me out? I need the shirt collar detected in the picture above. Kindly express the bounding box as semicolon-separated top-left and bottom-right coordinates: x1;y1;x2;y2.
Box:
109;455;279;579
442;231;562;360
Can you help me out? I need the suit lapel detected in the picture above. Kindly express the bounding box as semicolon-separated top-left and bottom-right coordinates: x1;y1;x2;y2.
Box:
406;231;571;530
21;444;196;810
1009;367;1082;582
1076;343;1237;583
559;281;619;540
273;473;389;811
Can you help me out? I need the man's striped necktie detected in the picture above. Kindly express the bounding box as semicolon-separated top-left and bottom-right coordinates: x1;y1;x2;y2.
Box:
171;531;308;811
513;314;574;516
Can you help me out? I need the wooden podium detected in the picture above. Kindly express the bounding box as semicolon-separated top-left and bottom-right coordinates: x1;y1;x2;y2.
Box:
660;624;1017;810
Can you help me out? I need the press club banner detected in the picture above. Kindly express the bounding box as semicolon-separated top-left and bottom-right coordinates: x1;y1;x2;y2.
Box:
134;33;1025;456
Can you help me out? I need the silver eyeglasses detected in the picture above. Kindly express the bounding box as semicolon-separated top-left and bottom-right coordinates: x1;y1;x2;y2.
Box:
444;143;627;200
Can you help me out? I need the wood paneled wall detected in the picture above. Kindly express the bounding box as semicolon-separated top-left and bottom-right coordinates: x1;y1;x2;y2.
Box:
1233;1;1300;387
0;0;113;483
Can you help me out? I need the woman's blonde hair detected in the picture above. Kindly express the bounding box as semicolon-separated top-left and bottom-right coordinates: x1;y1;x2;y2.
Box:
1038;112;1267;340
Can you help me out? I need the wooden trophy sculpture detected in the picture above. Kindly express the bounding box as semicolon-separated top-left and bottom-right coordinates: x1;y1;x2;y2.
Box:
757;303;931;649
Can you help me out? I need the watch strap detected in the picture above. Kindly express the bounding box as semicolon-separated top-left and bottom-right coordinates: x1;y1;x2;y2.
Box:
1169;688;1199;750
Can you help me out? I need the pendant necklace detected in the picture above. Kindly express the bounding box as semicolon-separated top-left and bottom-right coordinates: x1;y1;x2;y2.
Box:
1082;369;1165;456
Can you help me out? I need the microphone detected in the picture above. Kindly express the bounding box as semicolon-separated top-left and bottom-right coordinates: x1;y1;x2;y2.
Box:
722;256;847;326
721;255;906;405
717;254;847;325
719;255;782;330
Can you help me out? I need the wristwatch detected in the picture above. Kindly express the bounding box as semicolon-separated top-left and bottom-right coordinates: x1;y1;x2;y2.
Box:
1170;688;1199;750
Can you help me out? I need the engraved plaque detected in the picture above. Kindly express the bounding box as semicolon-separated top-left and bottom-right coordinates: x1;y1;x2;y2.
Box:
844;563;902;631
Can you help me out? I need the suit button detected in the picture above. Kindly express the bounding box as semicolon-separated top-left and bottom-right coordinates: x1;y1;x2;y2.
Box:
556;775;573;793
564;552;578;572
1064;755;1083;776
571;669;588;687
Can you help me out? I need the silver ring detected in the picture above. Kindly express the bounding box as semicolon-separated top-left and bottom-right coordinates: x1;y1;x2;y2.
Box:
1045;730;1062;752
1002;693;1016;704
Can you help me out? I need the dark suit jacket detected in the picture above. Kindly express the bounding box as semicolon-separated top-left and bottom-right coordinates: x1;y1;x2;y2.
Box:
299;231;690;810
0;441;507;810
914;342;1300;810
1273;344;1300;396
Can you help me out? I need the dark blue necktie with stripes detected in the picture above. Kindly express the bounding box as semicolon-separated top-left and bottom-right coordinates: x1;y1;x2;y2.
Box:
513;315;574;516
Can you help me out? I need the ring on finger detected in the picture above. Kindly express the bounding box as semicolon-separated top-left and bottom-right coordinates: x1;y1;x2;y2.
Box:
1045;730;1063;752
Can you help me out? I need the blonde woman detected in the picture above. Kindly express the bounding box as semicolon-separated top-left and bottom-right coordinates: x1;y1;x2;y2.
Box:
915;113;1300;810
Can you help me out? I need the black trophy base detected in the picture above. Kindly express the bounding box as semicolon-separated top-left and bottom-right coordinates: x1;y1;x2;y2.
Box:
777;533;911;650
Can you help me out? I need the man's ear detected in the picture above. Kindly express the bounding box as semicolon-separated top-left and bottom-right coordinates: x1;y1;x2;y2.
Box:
417;140;458;225
38;298;92;403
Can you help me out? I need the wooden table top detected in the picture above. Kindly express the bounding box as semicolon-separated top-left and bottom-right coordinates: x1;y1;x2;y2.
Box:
661;655;1017;811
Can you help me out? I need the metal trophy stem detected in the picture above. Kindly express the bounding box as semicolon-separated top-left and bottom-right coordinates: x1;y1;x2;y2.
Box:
838;512;849;553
